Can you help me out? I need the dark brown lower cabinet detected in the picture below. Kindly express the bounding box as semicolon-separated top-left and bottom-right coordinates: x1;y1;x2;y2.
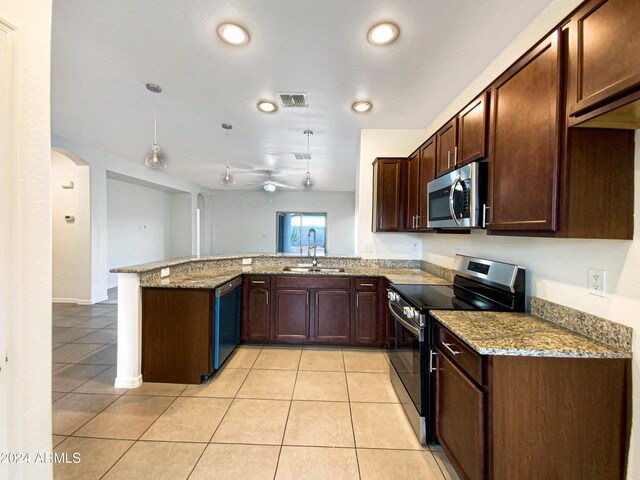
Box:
436;349;484;480
141;288;213;384
245;288;270;340
240;275;387;347
435;322;630;480
314;290;351;342
273;289;309;341
354;291;378;344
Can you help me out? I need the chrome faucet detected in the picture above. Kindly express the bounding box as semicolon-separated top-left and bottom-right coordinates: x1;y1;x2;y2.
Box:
307;228;318;267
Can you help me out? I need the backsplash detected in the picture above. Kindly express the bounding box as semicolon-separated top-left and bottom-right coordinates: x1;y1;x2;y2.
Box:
530;297;632;353
420;260;456;283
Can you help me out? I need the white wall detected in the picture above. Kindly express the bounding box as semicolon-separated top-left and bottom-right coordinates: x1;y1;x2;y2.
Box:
106;178;173;288
51;150;92;303
0;0;53;478
170;192;194;259
52;135;215;302
211;190;355;255
356;129;427;259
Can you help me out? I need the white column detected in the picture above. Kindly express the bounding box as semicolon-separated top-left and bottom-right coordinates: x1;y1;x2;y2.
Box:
115;273;143;388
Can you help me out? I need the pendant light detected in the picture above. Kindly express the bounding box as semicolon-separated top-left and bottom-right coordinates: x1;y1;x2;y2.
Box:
220;123;236;186
302;129;314;189
144;83;167;169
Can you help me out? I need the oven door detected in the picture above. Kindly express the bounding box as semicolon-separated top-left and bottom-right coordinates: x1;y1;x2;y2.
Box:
387;300;423;416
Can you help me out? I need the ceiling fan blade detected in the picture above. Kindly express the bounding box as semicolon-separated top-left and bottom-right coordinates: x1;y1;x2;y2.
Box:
272;182;297;189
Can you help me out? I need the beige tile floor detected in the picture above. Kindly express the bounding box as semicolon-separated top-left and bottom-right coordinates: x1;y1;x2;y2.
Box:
52;302;459;480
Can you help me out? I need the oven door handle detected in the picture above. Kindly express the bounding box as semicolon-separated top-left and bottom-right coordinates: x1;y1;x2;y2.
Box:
448;174;462;226
388;301;420;337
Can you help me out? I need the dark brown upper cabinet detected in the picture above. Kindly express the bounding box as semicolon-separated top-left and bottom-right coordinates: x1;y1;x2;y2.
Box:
567;0;640;126
488;31;562;233
457;91;489;165
418;136;437;230
405;150;421;231
435;118;458;177
435;92;489;178
405;135;438;232
372;158;406;232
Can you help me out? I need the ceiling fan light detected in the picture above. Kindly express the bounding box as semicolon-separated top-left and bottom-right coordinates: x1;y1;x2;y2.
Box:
264;183;276;192
220;166;236;185
302;172;314;189
145;144;167;169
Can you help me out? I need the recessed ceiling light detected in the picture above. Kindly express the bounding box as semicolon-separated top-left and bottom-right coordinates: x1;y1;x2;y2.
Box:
352;101;373;113
257;100;278;113
367;22;399;45
217;23;250;46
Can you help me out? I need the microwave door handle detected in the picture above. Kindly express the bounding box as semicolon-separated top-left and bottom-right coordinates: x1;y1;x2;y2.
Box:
448;175;462;226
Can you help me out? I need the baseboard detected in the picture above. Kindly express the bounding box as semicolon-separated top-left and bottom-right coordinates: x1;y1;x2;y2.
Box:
53;296;109;305
114;374;143;389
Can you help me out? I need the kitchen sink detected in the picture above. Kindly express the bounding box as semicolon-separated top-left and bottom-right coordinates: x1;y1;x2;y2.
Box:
282;266;345;273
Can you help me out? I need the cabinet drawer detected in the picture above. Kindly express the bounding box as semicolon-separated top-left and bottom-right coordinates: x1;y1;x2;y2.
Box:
275;275;350;290
435;322;483;385
247;275;271;288
355;277;378;291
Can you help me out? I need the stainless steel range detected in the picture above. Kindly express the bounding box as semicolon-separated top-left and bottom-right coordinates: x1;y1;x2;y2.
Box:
387;255;525;444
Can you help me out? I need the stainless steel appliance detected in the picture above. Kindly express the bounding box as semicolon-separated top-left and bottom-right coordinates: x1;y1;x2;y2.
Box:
213;276;242;369
427;161;487;228
387;255;525;444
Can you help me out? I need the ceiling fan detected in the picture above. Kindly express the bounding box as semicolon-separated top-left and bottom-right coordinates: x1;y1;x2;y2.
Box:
245;172;297;192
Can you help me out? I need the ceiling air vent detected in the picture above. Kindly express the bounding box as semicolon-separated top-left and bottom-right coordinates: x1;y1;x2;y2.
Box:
293;152;312;160
277;93;307;108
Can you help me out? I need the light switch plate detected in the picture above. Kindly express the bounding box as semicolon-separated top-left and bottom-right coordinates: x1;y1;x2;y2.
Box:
363;242;375;254
160;267;170;278
242;258;252;265
588;268;605;296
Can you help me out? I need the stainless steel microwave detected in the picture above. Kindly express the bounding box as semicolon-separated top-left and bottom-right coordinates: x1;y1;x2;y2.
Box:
427;162;487;228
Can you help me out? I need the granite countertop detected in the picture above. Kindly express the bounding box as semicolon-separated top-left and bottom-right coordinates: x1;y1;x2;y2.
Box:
431;310;630;359
111;254;365;274
141;265;449;289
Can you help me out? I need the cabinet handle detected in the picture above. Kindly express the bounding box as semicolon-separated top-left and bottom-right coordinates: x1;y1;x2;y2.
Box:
356;295;359;307
380;217;383;228
429;350;438;373
360;283;374;287
442;342;462;356
252;280;266;284
447;150;452;168
482;205;490;228
416;215;420;229
266;291;269;305
454;146;458;167
306;292;309;306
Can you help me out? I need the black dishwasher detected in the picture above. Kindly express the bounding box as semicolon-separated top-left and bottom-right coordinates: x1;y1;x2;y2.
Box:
213;276;242;369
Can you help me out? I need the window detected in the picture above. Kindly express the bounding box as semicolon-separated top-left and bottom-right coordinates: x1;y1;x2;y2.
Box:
276;212;326;255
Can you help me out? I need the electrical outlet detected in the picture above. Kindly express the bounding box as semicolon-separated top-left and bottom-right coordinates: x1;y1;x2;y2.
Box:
242;258;252;265
410;243;417;253
363;242;375;254
160;267;170;278
588;268;606;296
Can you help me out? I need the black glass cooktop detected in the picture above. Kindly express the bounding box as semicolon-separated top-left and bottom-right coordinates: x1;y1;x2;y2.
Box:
391;284;469;311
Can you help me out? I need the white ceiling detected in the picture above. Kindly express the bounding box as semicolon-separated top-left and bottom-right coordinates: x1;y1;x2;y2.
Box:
51;0;553;192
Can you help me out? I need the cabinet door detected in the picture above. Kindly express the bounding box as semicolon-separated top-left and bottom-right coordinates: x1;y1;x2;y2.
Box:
246;288;270;340
274;290;309;341
458;91;488;166
436;118;457;176
373;159;405;232
489;31;561;232
418;136;436;230
406;151;420;231
354;292;377;344
436;349;484;480
568;0;640;118
314;290;351;342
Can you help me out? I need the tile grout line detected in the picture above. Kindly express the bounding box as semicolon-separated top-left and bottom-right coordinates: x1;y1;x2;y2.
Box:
271;349;301;480
343;349;362;480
